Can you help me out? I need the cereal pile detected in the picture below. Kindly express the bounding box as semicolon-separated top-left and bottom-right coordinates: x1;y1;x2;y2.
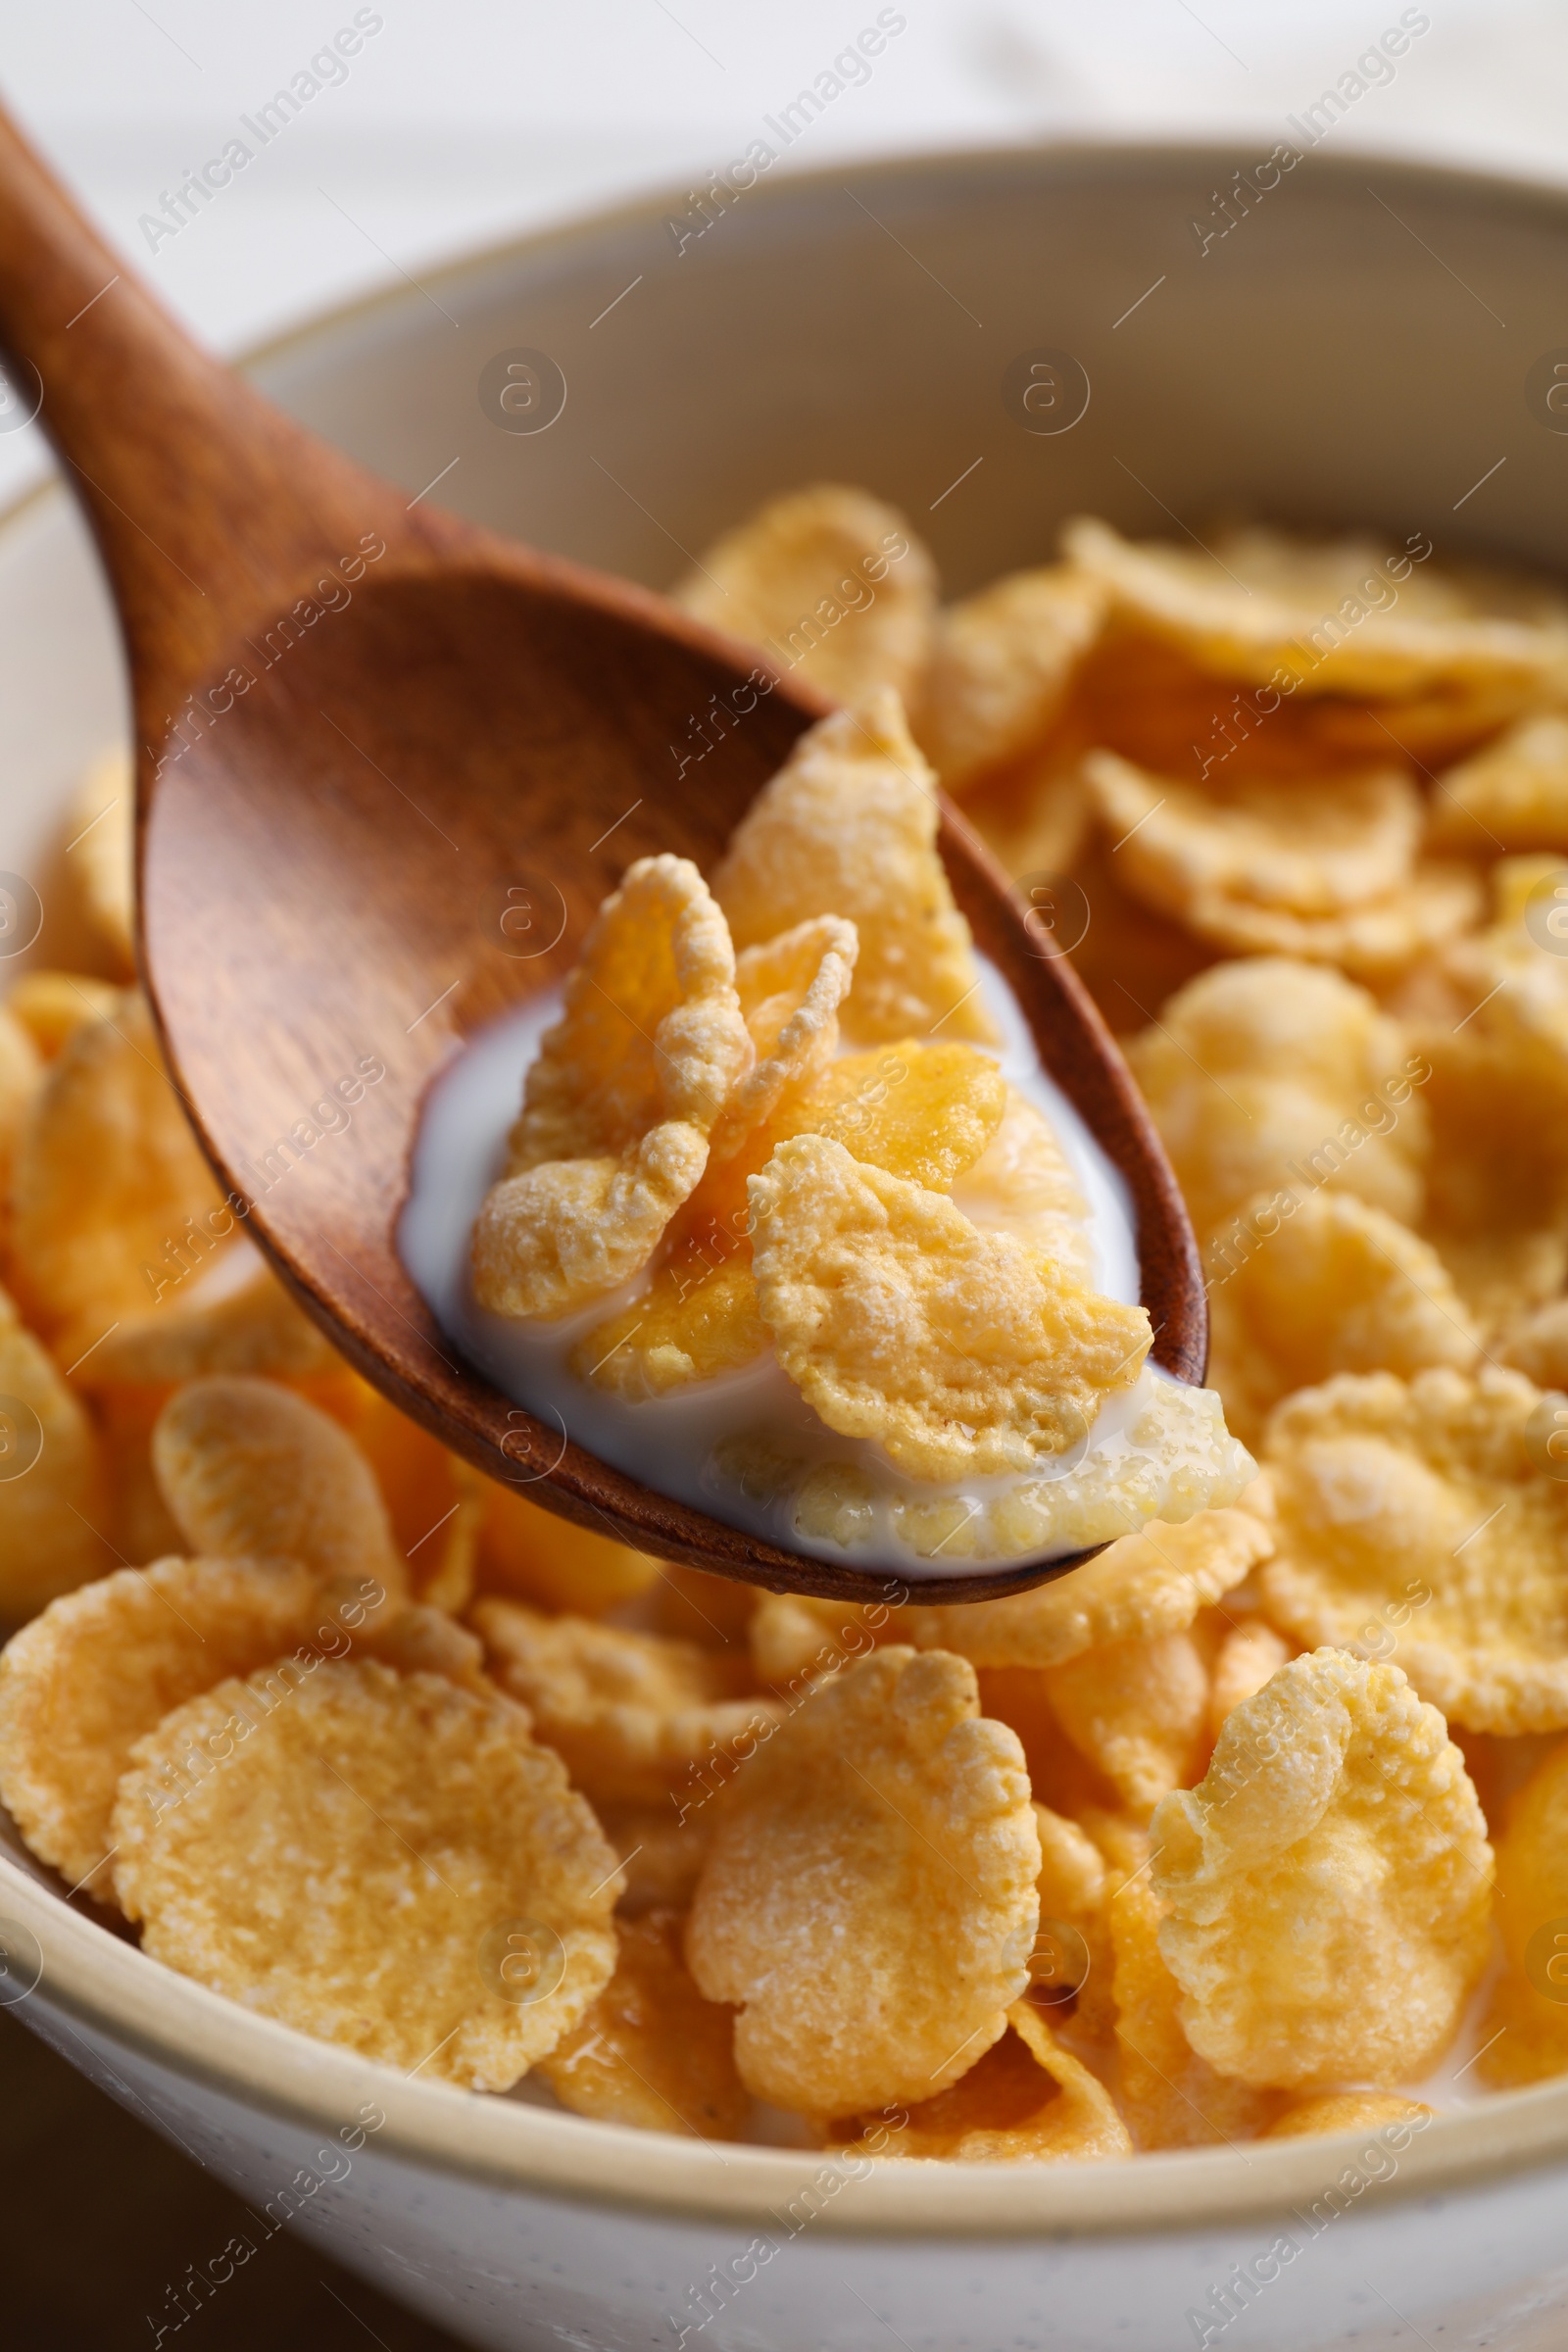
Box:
6;483;1568;2156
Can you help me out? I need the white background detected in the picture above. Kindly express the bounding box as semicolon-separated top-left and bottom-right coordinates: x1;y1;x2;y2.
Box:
0;0;1561;502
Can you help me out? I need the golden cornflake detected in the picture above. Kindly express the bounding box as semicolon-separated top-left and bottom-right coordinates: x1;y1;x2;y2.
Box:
4;971;122;1062
473;856;752;1319
1087;753;1424;917
477;1484;661;1615
0;1282;114;1620
1044;1629;1211;1820
472;1597;782;1807
1207;1619;1292;1740
112;1658;620;2090
1262;1367;1568;1734
539;1909;750;2138
1108;1867;1282;2148
1126;956;1428;1241
951;1085;1093;1280
712;694;996;1045
1265;2092;1433;2138
915;564;1106;793
1063;515;1568;704
1152;1648;1493;2086
0;1554;319;1896
685;1646;1040;2113
750;1134;1150;1479
1430;711;1568;854
9;991;228;1356
153;1375;407;1598
1206;1187;1479;1446
81;1250;340;1388
673;482;937;708
833;2002;1130;2162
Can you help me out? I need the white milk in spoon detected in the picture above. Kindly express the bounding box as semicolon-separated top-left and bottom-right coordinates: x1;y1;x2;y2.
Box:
399;957;1251;1580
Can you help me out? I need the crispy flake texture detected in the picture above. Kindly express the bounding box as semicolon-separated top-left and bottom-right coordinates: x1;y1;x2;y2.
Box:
1262;1368;1568;1734
9;991;227;1355
711;694;996;1045
1206;1187;1479;1447
112;1659;620;2089
1152;1649;1493;2087
1086;750;1476;978
1108;1868;1282;2148
472;856;751;1318
1063;515;1568;704
538;1909;749;2137
1126;956;1428;1242
153;1376;407;1598
0;1004;41;1222
749;1509;1270;1687
834;2004;1131;2162
0;1283;113;1619
750;1134;1150;1478
472;1597;782;1807
685;1647;1040;2113
1044;1629;1211;1820
0;1555;319;1896
673;482;937;707
915;564;1106;793
570;919;859;1399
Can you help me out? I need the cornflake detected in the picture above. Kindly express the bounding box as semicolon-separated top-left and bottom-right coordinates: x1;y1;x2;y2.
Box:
673;483;937;708
951;1085;1093;1280
1126;957;1428;1242
1206;1187;1479;1446
539;1909;749;2137
1044;1629;1211;1820
750;1134;1150;1479
1109;1866;1282;2148
9;991;227;1355
472;1597;783;1807
1474;1740;1568;2087
712;693;996;1045
152;1375;407;1598
915;564;1106;793
472;856;752;1319
0;1555;318;1897
112;1658;621;2090
1152;1648;1493;2086
1261;1367;1568;1734
0;1281;112;1619
831;2003;1131;2163
685;1647;1040;2113
1063;515;1568;706
1430;711;1568;854
81;1250;340;1388
1265;2092;1433;2138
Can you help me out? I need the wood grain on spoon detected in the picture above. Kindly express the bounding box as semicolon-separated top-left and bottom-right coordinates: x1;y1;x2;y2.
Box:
0;106;1204;1602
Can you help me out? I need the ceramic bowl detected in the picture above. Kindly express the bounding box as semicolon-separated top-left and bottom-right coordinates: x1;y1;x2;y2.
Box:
5;139;1568;2352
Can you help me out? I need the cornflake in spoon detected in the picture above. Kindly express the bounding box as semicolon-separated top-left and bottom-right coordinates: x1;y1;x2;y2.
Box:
472;855;752;1319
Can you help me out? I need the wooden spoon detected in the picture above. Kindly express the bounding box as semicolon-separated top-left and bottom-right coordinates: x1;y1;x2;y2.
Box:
0;109;1204;1603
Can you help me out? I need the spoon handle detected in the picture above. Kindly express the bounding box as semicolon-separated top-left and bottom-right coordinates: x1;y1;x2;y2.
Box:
0;103;402;735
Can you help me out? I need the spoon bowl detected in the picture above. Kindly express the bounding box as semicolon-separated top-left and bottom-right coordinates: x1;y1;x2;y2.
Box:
0;108;1204;1601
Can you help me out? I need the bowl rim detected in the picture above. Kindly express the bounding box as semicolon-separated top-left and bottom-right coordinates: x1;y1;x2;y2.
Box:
8;127;1568;2239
